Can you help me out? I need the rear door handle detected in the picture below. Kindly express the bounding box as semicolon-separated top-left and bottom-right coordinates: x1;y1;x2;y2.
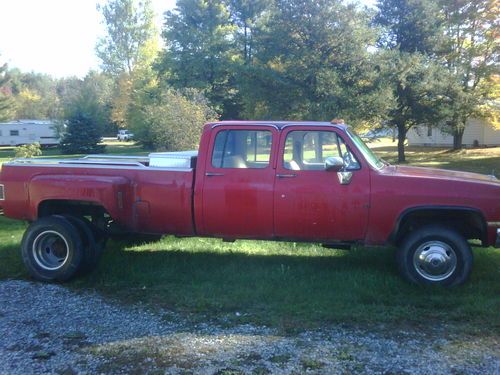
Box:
206;172;224;177
276;173;297;178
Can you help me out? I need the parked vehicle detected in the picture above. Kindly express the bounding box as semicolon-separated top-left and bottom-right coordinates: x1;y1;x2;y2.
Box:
117;129;134;141
0;121;498;286
0;120;60;146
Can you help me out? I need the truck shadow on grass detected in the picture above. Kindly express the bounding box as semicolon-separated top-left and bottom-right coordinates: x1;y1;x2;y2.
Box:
64;237;500;334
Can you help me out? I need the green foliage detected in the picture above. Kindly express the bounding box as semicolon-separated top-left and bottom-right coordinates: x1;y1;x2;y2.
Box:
437;0;499;149
129;88;218;151
375;0;442;54
60;71;113;135
14;142;42;158
96;0;158;75
160;0;238;118
8;70;62;120
60;112;105;154
0;61;16;122
240;0;386;123
375;0;449;162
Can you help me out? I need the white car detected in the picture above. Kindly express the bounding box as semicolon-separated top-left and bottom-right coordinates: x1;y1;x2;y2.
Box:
117;130;134;141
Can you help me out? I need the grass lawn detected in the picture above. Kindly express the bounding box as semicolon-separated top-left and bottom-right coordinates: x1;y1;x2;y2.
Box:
0;141;499;334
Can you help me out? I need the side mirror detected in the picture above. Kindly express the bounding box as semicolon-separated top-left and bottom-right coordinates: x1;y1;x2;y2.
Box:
324;156;344;172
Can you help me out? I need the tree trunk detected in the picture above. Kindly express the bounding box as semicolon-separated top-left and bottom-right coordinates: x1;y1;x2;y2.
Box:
397;123;407;163
453;128;464;150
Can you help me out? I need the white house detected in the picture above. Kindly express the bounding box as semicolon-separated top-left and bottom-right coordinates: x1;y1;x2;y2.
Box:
0;120;60;146
407;118;500;147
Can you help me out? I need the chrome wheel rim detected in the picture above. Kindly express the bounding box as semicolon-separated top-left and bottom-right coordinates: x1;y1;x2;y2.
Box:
413;241;457;281
32;231;69;271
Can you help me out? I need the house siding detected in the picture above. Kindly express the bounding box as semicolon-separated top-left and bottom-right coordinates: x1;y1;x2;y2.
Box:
407;118;500;147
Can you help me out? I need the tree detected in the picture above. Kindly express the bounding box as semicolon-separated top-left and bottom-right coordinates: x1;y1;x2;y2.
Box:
96;0;158;75
60;112;105;154
128;87;218;151
380;52;456;161
8;70;62;120
240;0;386;123
59;72;112;154
96;0;159;130
226;0;268;65
159;0;238;118
375;0;445;162
0;61;15;122
438;0;499;149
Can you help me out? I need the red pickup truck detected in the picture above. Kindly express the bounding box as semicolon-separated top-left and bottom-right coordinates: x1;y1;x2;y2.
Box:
0;121;498;286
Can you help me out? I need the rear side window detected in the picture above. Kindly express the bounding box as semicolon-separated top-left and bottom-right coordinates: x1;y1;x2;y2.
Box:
212;130;272;169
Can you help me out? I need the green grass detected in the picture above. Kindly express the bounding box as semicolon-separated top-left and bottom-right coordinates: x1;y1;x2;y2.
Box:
0;141;499;334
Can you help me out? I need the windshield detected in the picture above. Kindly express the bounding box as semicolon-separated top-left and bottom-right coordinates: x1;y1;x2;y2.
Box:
347;129;385;169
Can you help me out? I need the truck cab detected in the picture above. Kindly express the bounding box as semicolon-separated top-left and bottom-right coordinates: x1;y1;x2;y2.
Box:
195;121;371;243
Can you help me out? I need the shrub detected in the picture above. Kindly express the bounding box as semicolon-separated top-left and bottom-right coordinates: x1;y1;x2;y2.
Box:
14;142;42;158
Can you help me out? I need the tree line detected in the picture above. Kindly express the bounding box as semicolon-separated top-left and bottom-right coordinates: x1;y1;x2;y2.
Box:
0;0;498;161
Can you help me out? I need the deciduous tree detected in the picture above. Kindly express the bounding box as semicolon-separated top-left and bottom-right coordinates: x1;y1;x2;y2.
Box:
0;61;15;122
438;0;499;149
375;0;445;162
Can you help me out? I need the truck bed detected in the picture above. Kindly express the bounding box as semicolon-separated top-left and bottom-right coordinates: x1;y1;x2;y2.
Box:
0;152;198;235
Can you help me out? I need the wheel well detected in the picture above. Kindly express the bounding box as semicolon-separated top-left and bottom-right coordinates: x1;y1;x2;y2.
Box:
37;200;110;232
392;208;487;246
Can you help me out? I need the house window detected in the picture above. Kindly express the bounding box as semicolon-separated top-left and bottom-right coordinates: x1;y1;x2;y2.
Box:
212;130;273;169
10;130;19;136
427;125;432;137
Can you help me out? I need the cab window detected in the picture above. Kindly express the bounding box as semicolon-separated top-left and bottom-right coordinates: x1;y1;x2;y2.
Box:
283;130;359;171
212;130;272;169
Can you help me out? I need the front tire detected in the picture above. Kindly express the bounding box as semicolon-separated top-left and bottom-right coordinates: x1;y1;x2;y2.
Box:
397;225;473;287
21;216;84;282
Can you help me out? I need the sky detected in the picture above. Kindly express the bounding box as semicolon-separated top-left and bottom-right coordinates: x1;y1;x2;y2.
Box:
0;0;375;78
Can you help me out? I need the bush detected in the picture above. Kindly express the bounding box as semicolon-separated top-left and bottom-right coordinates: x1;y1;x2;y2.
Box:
14;142;42;158
129;89;218;151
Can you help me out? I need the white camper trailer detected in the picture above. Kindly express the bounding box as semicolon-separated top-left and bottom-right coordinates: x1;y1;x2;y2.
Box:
0;120;60;147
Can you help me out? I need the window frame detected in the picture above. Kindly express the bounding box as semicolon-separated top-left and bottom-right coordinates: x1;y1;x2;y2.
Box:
209;127;276;170
281;129;361;172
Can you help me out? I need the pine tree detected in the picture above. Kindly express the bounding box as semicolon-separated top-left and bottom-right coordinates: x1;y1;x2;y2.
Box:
60;112;105;154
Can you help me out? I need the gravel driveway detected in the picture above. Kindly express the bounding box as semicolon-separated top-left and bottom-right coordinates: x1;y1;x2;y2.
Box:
0;280;498;374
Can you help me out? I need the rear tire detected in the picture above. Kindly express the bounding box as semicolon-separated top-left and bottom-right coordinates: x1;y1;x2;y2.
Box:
58;215;104;274
21;216;83;282
397;225;473;287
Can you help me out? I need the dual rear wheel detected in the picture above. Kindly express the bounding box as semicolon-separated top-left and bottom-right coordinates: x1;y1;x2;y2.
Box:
21;215;106;282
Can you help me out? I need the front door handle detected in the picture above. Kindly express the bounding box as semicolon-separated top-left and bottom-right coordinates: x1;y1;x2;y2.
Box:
276;173;297;178
206;172;224;177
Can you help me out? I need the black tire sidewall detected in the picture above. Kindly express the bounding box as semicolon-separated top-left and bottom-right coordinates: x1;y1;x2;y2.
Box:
21;216;83;282
57;215;99;274
398;226;473;287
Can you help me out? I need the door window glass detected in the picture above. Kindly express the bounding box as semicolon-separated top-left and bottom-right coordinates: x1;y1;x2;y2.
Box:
283;130;359;171
212;130;272;169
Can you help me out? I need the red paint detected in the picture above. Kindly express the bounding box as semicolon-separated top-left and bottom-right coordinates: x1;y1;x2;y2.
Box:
1;121;499;247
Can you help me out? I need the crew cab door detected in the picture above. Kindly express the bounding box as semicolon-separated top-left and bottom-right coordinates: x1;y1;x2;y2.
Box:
274;126;370;242
200;125;278;239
